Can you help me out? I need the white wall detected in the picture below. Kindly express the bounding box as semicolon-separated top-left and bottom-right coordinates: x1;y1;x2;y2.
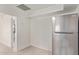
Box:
29;5;64;51
15;4;63;50
17;16;30;50
30;15;52;51
0;5;30;50
0;4;64;51
0;13;12;47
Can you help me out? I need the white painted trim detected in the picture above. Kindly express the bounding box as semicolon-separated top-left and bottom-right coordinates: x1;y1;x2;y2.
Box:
53;11;78;16
31;44;52;51
13;48;18;52
0;39;11;48
11;16;18;52
17;45;30;51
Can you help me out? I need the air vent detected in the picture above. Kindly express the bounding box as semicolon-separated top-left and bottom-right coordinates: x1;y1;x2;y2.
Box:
16;4;31;11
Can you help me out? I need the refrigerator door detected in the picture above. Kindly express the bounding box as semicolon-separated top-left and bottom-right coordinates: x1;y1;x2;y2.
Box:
52;14;78;55
54;14;78;33
53;34;78;55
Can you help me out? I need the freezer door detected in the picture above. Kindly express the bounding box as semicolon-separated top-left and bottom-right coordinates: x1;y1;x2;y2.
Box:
54;14;78;32
52;34;78;55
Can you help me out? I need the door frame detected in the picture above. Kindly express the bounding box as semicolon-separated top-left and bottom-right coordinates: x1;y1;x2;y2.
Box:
11;16;18;52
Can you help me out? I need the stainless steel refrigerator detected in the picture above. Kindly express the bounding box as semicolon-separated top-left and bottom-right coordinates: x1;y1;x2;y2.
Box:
52;14;78;55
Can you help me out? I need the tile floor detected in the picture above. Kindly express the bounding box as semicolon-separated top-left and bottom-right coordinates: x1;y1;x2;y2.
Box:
0;43;52;55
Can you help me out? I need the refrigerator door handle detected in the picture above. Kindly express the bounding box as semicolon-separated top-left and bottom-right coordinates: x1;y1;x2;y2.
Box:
55;32;73;34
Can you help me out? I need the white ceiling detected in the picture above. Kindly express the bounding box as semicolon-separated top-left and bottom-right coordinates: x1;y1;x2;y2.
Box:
15;4;78;12
64;4;78;11
25;4;56;10
0;4;78;17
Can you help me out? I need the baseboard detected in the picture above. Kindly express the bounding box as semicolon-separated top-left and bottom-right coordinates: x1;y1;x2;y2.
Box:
13;44;52;52
17;44;30;51
13;48;18;52
0;40;11;48
31;44;51;51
